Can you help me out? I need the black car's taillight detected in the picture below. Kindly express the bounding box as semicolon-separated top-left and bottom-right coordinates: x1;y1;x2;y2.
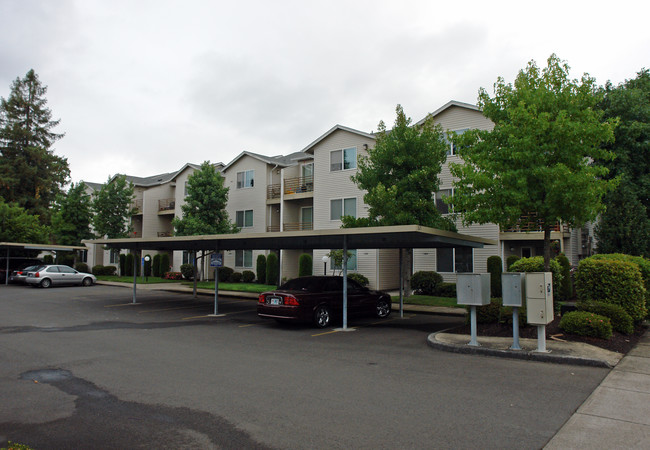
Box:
258;294;266;303
283;295;299;306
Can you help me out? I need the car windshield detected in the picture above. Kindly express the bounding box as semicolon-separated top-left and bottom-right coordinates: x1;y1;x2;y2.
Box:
279;277;325;292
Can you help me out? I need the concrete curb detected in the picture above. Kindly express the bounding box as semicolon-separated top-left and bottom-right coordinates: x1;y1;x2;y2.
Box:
427;330;614;368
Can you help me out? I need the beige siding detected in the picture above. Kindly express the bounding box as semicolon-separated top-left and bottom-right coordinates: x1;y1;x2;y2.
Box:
224;156;270;234
377;249;400;290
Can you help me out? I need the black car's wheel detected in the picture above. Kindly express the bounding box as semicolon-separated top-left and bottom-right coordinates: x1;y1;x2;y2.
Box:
376;298;391;318
82;277;93;287
314;304;331;328
40;278;52;288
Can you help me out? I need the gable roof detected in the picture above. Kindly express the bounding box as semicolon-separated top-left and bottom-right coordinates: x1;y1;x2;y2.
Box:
221;151;311;172
301;125;376;154
415;100;480;126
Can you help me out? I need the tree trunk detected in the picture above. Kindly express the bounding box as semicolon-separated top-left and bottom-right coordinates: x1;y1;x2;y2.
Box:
543;226;552;272
400;248;413;297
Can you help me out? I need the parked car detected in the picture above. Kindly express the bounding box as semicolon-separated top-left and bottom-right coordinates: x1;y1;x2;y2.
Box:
25;265;96;288
9;265;42;284
0;258;42;283
258;276;392;328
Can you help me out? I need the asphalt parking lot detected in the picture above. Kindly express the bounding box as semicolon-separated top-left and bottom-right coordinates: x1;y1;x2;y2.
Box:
0;284;609;449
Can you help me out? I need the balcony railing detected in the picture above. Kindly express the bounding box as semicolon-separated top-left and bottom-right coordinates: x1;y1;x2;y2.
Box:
158;198;175;211
131;199;143;213
267;184;281;199
284;176;314;195
504;213;561;232
157;231;173;237
266;222;314;232
129;231;141;238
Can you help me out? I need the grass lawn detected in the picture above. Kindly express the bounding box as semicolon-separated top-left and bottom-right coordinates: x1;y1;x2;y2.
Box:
184;281;277;293
391;295;462;308
96;276;182;284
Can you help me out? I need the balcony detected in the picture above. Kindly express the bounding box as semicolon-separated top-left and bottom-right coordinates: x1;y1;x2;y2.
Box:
158;198;175;214
284;176;313;195
267;184;281;200
266;222;313;232
131;199;143;214
129;231;142;238
157;231;173;237
504;213;561;233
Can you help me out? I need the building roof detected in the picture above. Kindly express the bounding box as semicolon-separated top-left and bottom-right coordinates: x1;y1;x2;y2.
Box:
221;151;311;172
415;100;480;126
301;125;376;154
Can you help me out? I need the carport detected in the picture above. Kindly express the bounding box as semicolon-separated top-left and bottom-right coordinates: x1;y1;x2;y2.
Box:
1;242;88;285
87;225;496;329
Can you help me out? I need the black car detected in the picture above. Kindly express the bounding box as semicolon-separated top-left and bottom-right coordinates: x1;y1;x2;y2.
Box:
258;276;392;328
0;258;42;284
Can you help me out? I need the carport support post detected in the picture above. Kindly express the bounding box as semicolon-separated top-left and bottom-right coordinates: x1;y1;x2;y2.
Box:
399;248;404;319
132;250;138;304
4;249;9;285
213;246;219;315
342;235;348;330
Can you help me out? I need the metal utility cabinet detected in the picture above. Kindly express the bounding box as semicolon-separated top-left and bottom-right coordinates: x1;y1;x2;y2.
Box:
525;272;553;325
502;272;525;307
456;273;491;306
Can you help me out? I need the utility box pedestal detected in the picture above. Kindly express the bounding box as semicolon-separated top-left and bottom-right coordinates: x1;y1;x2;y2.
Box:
502;272;525;350
456;273;491;347
525;272;554;353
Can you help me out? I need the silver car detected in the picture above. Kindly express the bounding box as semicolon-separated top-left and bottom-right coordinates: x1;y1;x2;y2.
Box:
26;265;96;288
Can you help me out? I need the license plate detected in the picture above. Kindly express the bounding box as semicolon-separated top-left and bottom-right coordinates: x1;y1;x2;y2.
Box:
270;297;282;305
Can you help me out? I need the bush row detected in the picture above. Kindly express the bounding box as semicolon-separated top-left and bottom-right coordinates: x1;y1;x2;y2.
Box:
559;311;613;340
92;265;117;276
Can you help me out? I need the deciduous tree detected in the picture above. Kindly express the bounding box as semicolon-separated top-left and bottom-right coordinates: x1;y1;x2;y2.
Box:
0;199;48;244
450;55;617;271
91;175;136;238
51;182;93;246
0;69;69;223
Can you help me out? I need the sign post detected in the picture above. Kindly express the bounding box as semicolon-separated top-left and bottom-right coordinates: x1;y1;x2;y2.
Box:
209;253;223;316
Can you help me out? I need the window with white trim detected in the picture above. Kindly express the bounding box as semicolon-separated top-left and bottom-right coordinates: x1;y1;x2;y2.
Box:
330;147;357;171
236;170;254;189
436;247;473;273
331;249;357;271
330;197;356;221
446;129;469;156
436;189;452;214
235;250;253;268
110;249;120;264
236;210;253;228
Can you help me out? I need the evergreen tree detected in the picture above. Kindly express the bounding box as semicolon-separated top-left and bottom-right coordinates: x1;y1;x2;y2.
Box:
0;69;69;223
51;182;93;246
91;175;136;238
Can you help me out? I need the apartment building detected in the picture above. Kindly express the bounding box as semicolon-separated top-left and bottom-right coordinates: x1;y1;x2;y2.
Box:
83;100;594;288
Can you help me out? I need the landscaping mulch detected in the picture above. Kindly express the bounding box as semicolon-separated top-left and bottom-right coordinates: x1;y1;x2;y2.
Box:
449;316;647;355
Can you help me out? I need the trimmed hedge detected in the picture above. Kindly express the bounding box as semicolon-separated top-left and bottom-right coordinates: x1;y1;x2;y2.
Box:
591;253;650;316
506;255;520;270
577;301;634;335
119;253;126;276
575;258;647;321
180;263;194;280
348;273;369;287
75;263;90;273
434;282;457;298
411;271;443;295
508;256;563;297
298;253;312;277
487;255;502;297
160;253;170;276
43;254;54;264
152;254;161;277
470;297;527;327
559;311;613;340
218;266;234;282
256;255;266;284
266;253;279;286
555;253;573;301
92;265;117;276
242;270;255;283
230;272;243;283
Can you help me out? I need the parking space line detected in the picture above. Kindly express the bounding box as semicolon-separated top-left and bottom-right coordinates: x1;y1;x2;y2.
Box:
312;329;339;337
181;315;213;320
138;305;206;313
238;323;259;327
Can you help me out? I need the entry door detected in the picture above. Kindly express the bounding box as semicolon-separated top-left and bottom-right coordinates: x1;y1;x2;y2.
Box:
301;207;313;230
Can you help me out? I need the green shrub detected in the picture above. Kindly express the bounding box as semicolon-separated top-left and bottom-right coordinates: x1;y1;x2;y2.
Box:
411;271;444;295
144;254;152;277
508;256;563;297
500;303;528;327
559;311;613;340
152;254;161;277
348;273;369;287
125;253;134;276
487;255;502;297
506;255;520;270
256;254;267;284
471;298;502;324
577;301;634;335
242;270;255;283
298;253;312;277
43;254;54;264
230;272;243;283
266;253;279;286
119;253;126;276
591;253;650;316
160;253;170;276
75;262;90;273
434;282;457;297
92;265;117;276
575;258;647;321
180;263;194;280
555;253;573;301
57;254;75;266
218;266;234;282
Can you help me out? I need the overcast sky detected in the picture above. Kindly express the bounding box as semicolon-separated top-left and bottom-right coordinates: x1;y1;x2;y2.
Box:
1;0;648;185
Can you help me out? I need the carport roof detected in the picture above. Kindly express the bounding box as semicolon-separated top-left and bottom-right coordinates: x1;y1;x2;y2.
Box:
0;242;88;252
85;225;496;251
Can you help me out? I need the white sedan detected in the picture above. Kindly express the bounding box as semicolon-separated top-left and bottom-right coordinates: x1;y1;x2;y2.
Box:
26;265;96;288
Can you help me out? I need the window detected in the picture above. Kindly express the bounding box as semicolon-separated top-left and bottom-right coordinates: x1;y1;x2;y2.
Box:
330;147;357;171
446;129;469;156
79;250;88;263
436;248;473;273
331;249;357;271
330;197;356;221
235;250;253;268
182;251;191;265
110;249;120;264
184;181;189;197
436;189;452;214
301;163;313;179
236;170;254;189
236;210;254;228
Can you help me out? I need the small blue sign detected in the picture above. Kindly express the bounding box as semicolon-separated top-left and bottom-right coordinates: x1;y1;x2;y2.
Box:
210;253;223;268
